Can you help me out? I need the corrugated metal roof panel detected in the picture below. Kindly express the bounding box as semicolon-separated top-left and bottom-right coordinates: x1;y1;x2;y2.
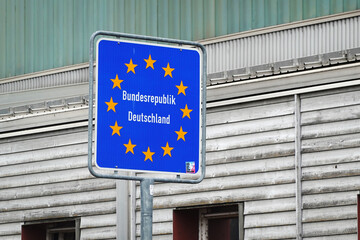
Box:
0;64;89;93
205;14;360;73
1;0;360;78
1;13;360;94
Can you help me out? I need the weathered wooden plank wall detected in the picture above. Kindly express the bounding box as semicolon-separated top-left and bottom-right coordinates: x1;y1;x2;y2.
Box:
135;96;297;239
1;74;360;239
0;125;117;240
135;85;360;239
301;86;360;239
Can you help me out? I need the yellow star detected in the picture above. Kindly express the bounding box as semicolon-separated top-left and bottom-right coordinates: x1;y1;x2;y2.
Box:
180;104;193;119
143;147;155;162
176;81;188;95
105;97;118;112
175;126;187;141
124;139;136;154
144;54;156;69
161;142;174;157
110;121;123;136
162;63;174;78
125;59;137;74
110;74;124;89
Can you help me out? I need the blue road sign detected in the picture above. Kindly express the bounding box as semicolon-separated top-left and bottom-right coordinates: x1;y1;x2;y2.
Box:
95;38;201;174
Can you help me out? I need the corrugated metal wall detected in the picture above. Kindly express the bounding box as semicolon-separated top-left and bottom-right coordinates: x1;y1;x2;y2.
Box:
0;118;118;239
135;84;360;239
1;13;360;94
1;0;360;79
206;14;360;73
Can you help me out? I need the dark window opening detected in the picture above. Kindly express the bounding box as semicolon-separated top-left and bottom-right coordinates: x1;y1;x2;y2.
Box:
173;203;244;240
208;217;239;240
22;219;80;240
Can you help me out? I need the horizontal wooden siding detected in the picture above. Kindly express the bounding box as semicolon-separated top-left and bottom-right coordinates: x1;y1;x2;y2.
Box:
135;84;360;239
0;125;117;240
136;96;297;239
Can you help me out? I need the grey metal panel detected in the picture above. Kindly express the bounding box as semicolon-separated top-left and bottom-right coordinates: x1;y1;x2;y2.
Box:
206;60;360;106
1;14;360;95
0;107;89;132
205;15;360;73
3;0;360;79
0;64;89;94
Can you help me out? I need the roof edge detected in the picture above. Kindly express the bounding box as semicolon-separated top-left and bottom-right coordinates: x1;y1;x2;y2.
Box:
199;10;360;45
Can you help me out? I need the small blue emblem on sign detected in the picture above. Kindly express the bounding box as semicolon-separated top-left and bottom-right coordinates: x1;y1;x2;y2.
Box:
95;39;201;174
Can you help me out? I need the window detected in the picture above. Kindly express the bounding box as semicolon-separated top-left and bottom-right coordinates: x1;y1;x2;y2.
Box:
173;203;244;240
22;219;80;240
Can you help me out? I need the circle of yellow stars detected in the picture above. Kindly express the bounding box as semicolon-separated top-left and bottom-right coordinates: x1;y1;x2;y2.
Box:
104;54;193;163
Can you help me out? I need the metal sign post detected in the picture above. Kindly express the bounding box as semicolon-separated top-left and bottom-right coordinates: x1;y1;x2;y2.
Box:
88;31;206;239
140;178;154;240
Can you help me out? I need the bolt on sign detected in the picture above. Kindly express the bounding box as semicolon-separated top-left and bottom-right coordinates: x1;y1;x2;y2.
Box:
95;38;201;175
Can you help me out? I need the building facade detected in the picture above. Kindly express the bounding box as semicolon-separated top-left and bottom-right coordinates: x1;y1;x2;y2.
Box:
1;1;360;240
